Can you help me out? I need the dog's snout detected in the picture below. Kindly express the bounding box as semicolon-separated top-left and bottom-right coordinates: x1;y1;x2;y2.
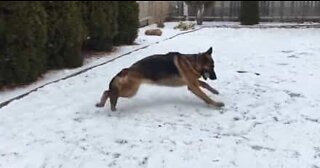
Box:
210;71;217;80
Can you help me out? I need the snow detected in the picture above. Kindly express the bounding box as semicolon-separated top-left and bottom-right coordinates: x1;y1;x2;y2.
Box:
1;22;320;168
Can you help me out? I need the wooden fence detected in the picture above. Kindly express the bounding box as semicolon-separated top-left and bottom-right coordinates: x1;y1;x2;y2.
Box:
168;1;320;22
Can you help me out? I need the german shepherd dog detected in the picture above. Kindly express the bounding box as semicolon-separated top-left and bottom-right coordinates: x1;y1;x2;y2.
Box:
96;47;224;111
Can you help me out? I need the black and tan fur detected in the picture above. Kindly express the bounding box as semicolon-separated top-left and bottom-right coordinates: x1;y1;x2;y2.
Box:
96;47;224;111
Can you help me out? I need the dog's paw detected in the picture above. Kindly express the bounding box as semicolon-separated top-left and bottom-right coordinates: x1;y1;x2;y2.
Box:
214;102;225;108
208;102;224;109
95;102;104;108
213;90;219;95
111;107;117;111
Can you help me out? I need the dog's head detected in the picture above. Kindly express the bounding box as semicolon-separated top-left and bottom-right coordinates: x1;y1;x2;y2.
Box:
198;47;217;80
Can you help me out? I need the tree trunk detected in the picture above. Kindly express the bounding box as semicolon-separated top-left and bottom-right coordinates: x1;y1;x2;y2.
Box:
196;4;204;25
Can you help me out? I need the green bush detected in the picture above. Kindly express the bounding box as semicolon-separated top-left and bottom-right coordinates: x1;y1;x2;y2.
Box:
240;1;260;25
43;1;85;69
0;5;6;86
0;1;136;87
114;1;139;45
82;1;118;51
0;2;47;86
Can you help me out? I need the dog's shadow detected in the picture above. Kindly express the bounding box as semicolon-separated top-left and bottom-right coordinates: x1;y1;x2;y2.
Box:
115;96;207;113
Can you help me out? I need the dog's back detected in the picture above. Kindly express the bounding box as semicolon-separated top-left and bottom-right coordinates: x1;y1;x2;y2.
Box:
129;52;182;82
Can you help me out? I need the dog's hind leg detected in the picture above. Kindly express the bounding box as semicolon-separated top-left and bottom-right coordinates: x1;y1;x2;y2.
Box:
96;90;110;107
109;89;119;111
198;80;219;95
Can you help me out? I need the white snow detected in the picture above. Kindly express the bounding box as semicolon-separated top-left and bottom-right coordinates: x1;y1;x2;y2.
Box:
1;22;320;168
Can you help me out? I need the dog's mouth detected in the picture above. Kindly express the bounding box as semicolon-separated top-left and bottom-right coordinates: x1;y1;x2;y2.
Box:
202;70;217;80
202;72;210;80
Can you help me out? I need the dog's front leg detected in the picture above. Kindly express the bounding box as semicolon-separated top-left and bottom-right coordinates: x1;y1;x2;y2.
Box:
174;56;224;108
187;85;224;107
198;80;219;95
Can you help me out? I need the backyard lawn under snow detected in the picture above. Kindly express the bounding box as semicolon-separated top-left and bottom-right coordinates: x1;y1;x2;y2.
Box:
0;22;320;168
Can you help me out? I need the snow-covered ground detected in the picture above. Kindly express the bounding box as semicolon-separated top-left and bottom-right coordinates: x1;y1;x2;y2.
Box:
1;22;320;168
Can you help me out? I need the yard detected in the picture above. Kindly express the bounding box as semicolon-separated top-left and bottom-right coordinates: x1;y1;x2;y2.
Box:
0;22;320;168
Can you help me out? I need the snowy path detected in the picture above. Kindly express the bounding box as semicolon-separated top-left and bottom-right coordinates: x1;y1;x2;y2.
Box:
1;25;320;168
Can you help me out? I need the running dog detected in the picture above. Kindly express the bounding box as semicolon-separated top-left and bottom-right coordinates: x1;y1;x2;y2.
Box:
96;47;224;111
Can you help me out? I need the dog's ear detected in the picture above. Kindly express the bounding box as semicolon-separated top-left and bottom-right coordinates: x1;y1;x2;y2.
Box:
206;47;212;55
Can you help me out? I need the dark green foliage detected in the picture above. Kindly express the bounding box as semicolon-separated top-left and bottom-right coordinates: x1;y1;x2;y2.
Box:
82;1;118;51
0;2;47;86
0;4;6;86
114;1;139;45
43;1;85;69
240;1;260;25
0;1;137;87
